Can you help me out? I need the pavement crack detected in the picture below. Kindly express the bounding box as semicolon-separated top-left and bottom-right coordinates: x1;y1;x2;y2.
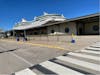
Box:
0;48;19;54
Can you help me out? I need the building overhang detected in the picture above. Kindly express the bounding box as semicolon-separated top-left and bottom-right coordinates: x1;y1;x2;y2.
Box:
67;13;99;23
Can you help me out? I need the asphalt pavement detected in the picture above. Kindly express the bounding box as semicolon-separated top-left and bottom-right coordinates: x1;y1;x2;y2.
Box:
14;42;100;75
0;40;67;74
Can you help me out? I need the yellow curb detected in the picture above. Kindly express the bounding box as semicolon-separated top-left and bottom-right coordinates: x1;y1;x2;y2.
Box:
0;39;66;50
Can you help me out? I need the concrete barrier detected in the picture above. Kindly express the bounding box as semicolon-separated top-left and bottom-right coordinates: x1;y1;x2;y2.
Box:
2;35;100;42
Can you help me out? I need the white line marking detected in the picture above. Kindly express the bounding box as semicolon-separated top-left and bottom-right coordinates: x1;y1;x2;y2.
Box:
81;50;100;55
56;56;100;72
15;68;37;75
86;47;100;51
10;52;33;66
40;61;85;75
91;45;100;48
68;52;100;61
95;42;100;44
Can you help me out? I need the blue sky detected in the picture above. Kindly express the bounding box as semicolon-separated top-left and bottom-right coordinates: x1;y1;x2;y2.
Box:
0;0;99;31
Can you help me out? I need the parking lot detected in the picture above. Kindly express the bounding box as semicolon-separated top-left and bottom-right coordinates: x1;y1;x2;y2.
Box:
0;40;67;74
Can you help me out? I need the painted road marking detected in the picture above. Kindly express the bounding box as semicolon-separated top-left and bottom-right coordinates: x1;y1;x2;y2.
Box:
10;52;33;66
15;68;37;75
40;61;85;75
92;43;100;46
0;39;66;50
27;42;66;50
68;52;100;61
81;50;100;55
56;56;100;72
90;45;100;48
86;47;100;51
95;42;100;44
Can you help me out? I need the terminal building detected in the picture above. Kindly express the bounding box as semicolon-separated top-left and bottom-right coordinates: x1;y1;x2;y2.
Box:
12;12;99;37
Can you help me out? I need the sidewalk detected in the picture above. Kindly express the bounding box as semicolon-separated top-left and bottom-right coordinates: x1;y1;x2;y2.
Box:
1;36;100;51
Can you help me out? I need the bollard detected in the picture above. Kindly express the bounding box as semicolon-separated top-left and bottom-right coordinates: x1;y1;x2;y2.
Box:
71;39;75;43
16;37;19;41
71;33;76;43
23;37;27;41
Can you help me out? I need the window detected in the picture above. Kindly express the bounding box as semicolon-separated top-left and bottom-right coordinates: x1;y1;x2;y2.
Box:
51;30;55;33
93;25;99;31
65;27;69;33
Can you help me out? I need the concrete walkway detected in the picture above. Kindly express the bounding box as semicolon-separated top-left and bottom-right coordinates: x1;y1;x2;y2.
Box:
1;35;100;51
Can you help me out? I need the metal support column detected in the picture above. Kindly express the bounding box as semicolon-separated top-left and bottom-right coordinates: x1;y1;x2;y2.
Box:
13;30;15;37
24;30;26;38
99;22;100;35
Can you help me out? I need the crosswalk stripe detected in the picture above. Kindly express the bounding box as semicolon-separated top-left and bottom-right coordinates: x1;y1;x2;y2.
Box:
92;44;100;46
68;52;100;61
15;68;37;75
31;64;57;74
95;42;100;44
81;50;100;55
66;55;100;65
56;56;100;72
90;46;100;48
12;42;100;75
40;61;85;75
86;47;100;51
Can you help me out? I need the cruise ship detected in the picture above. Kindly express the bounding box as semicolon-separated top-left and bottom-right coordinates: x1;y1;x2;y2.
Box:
13;12;66;30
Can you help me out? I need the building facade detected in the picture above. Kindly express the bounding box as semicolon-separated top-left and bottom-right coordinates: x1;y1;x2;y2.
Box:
12;12;99;37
